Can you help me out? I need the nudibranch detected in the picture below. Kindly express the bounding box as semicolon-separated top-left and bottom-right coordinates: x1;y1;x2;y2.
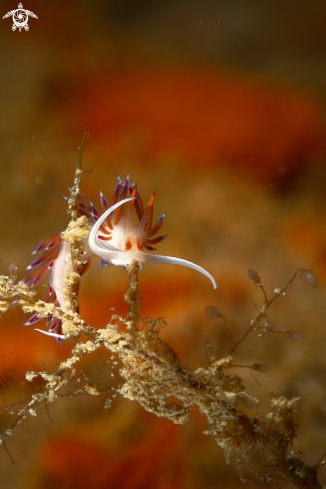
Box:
88;173;217;289
23;172;216;345
23;192;100;345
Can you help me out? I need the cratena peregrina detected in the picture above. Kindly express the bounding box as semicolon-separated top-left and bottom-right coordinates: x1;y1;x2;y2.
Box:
88;173;217;289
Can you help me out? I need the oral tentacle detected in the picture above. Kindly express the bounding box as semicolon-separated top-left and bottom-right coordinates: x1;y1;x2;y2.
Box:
141;253;217;289
34;328;70;340
88;197;136;256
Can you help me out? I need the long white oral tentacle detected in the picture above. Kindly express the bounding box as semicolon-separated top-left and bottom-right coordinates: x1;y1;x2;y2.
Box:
88;197;136;257
141;253;217;289
34;328;70;340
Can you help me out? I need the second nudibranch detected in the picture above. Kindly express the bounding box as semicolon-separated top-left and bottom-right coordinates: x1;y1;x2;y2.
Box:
88;173;217;289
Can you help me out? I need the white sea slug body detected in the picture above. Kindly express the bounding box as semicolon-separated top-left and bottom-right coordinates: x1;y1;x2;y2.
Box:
89;173;217;289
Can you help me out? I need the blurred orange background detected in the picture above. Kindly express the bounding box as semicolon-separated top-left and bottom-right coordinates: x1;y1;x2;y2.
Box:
1;1;326;487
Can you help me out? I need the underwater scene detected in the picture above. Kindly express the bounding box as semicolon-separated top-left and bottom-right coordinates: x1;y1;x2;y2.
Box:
0;1;326;488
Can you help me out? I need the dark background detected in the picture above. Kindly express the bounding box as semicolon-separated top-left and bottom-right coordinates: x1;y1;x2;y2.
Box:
0;1;326;488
